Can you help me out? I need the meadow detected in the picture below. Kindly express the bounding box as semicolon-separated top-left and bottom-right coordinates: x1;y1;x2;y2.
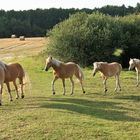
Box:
0;38;140;140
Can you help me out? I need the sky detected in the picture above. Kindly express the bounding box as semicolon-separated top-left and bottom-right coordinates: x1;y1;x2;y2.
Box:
0;0;139;11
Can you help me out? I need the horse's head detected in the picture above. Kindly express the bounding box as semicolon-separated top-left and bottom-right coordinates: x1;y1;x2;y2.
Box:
44;56;53;71
129;58;135;70
92;62;101;76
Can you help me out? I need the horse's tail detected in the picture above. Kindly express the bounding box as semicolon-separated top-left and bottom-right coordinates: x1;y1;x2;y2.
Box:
18;64;32;93
75;64;84;81
22;71;32;94
119;63;122;71
117;63;122;75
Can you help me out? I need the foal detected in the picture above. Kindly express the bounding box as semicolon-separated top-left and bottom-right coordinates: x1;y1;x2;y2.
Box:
92;62;122;93
0;61;25;105
44;56;85;95
129;58;140;86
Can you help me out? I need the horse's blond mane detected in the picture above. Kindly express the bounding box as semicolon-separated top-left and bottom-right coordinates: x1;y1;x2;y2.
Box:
52;58;63;67
133;58;140;64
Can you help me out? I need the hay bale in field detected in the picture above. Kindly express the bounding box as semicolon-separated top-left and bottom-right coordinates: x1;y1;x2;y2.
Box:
19;36;25;41
11;34;16;38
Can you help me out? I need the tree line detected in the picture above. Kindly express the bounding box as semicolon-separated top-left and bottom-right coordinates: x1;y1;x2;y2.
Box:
0;3;140;38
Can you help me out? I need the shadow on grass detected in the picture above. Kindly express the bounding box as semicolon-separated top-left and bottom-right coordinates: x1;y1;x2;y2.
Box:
39;97;140;122
115;95;140;101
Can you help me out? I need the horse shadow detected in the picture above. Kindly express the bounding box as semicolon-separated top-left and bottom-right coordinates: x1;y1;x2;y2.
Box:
39;97;140;122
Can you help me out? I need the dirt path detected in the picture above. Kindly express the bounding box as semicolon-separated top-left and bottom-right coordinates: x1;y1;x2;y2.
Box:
0;37;48;60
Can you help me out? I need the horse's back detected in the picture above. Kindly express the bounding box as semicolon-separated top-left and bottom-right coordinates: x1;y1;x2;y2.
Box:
100;62;121;77
54;62;77;78
108;62;122;74
5;63;24;82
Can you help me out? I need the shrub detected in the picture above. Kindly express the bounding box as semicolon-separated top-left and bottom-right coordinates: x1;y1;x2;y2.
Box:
45;12;140;67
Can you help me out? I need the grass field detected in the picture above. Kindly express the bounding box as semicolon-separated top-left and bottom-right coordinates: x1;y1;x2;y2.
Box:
0;38;140;140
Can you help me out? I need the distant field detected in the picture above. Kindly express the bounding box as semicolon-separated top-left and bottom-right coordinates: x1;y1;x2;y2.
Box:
0;37;48;60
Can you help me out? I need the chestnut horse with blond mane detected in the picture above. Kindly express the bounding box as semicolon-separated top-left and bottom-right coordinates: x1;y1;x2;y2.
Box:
0;61;25;106
92;62;122;93
44;56;85;95
129;58;140;86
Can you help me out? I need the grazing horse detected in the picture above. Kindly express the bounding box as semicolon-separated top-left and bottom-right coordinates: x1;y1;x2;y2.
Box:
44;56;85;95
92;62;122;93
0;61;25;105
129;58;140;86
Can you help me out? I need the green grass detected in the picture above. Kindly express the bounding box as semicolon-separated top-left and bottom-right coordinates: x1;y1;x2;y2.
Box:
0;57;140;140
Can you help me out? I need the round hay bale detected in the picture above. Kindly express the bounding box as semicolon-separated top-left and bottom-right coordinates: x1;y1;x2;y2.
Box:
11;34;16;38
19;36;25;41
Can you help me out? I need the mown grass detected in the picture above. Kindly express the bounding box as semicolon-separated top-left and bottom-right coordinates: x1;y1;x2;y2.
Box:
0;57;140;140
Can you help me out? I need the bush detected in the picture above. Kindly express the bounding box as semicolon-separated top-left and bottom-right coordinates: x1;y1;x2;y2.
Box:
45;12;140;67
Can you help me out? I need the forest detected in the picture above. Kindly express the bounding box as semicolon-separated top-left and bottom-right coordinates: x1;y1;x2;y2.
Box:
0;3;140;38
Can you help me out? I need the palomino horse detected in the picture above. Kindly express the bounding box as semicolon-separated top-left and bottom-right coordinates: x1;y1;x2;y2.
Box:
129;58;140;86
44;56;85;95
0;61;25;105
92;62;122;93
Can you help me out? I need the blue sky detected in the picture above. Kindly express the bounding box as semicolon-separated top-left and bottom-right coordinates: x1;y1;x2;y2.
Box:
0;0;139;11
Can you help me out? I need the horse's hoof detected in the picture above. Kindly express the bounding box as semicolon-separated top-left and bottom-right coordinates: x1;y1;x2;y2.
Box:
104;89;107;93
21;95;24;99
83;91;85;94
10;99;13;102
53;92;55;95
136;84;139;87
16;97;19;99
70;93;73;95
0;103;2;106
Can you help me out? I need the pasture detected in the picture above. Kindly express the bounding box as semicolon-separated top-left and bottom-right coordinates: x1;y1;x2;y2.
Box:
0;38;140;140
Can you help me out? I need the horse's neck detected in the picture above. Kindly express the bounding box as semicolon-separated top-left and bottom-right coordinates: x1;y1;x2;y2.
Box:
51;59;62;71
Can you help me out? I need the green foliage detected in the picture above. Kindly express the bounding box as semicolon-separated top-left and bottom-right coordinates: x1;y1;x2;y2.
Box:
46;12;140;67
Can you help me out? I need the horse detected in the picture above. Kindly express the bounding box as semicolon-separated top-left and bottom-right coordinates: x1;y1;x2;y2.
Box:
0;61;25;105
129;58;140;86
44;56;85;95
92;62;122;93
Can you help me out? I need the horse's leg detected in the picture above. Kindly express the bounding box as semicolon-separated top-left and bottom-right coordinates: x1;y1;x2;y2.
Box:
117;75;121;91
136;71;139;87
62;79;66;95
52;76;58;95
6;82;13;101
103;77;107;93
80;80;85;94
13;80;19;99
70;77;74;95
0;83;3;106
20;78;25;99
114;74;121;92
114;75;118;92
18;77;24;99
